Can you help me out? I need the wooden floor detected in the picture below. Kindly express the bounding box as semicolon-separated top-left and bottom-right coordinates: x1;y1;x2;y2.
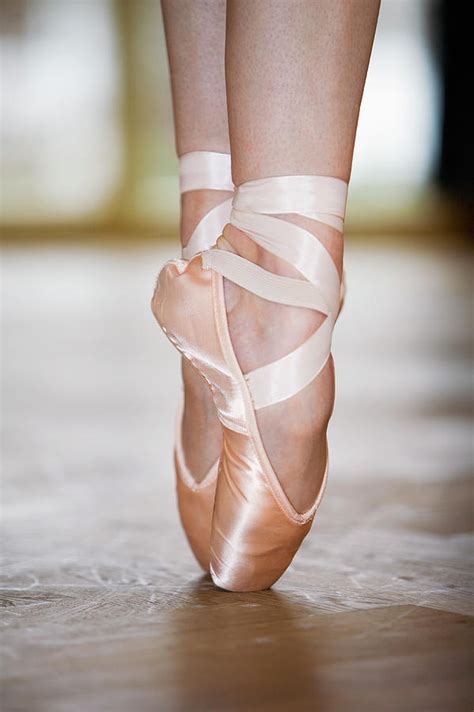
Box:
1;240;473;712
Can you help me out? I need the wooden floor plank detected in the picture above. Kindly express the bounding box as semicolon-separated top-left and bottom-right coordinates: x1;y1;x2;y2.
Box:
1;242;472;711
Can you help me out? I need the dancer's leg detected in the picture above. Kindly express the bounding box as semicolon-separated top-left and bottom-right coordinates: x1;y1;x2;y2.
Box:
225;0;380;510
162;0;231;479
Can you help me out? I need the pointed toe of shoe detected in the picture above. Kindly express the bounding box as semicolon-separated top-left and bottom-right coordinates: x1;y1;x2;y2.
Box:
209;528;307;592
208;429;315;593
175;452;217;573
209;557;279;593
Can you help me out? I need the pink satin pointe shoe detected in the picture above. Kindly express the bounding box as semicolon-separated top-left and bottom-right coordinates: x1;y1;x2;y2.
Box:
173;151;233;571
153;173;347;590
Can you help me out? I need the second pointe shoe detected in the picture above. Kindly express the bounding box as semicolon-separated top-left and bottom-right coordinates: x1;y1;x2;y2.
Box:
173;151;233;571
152;173;347;590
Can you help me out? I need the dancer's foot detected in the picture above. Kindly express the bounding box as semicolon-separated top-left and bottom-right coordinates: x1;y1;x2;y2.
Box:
153;173;347;590
180;189;231;480
222;218;343;512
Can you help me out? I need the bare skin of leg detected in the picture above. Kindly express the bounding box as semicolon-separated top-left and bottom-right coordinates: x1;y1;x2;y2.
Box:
225;0;380;512
162;0;231;480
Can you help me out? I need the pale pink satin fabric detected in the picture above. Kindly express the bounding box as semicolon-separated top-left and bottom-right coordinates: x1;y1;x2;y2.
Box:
179;151;233;194
152;173;347;591
174;399;218;571
208;174;346;409
180;151;233;260
152;257;328;591
171;151;233;571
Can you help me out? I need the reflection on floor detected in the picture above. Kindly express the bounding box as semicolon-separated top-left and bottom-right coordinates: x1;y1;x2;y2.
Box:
1;240;473;711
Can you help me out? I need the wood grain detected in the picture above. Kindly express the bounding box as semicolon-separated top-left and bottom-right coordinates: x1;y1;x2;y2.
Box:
1;241;472;711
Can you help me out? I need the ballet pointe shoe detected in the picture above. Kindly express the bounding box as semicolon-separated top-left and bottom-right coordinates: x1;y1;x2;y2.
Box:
174;400;218;571
152;174;347;590
168;151;233;571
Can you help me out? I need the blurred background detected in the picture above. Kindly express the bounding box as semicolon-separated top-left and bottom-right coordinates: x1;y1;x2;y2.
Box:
1;0;472;239
1;2;473;711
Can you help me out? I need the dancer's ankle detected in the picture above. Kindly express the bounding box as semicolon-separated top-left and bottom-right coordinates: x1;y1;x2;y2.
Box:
181;189;233;249
223;224;300;279
223;217;343;280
